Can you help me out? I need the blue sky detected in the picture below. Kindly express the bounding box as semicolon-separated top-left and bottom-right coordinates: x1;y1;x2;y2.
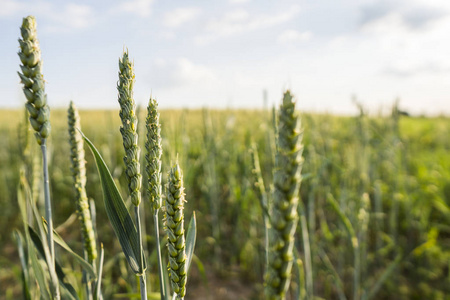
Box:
1;0;450;115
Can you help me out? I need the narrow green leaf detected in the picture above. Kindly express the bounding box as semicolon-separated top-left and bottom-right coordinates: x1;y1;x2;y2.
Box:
114;292;162;299
19;176;57;299
94;244;105;300
13;230;32;300
327;193;358;249
293;249;306;300
192;254;207;286
318;249;347;300
162;252;171;300
28;226;79;300
365;254;402;300
185;211;197;274
42;219;96;278
81;131;145;274
28;233;51;300
26;187;59;298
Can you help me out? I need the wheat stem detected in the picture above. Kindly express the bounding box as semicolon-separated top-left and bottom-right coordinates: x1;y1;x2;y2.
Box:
154;213;166;299
117;50;146;299
18;16;58;298
145;98;166;298
265;90;304;300
165;163;187;299
41;141;60;299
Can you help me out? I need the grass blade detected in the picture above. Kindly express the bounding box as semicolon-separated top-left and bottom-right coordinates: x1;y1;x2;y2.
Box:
94;244;105;300
42;219;96;278
365;254;402;300
81;131;145;274
13;230;32;300
28;226;79;300
185;212;197;275
19;175;58;299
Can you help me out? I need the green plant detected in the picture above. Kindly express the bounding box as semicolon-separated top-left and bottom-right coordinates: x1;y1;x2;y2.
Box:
146;98;166;299
68;101;98;296
17;15;59;299
265;90;304;299
117;51;147;299
165;163;188;299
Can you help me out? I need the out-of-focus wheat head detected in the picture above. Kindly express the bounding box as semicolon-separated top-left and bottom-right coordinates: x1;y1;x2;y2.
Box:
68;101;98;262
266;90;304;299
18;16;51;145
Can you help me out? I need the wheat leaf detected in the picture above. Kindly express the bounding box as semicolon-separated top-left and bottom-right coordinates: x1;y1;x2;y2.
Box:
81;131;145;274
185;212;197;275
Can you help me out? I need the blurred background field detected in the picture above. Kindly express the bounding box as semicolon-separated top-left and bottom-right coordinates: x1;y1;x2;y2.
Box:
1;106;449;299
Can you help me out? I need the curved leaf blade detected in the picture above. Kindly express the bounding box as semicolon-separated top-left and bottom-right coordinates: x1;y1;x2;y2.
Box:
42;219;96;278
185;212;197;274
28;226;79;300
81;131;144;274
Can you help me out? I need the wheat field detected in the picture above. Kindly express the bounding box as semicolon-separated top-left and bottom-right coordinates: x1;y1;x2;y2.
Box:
1;105;450;299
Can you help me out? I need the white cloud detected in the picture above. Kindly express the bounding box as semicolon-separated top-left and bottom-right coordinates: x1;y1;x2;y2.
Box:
118;0;154;17
196;6;300;45
148;58;217;88
47;4;95;31
0;0;22;17
384;61;450;77
0;1;95;32
278;30;312;43
229;0;250;4
163;7;201;28
359;0;449;32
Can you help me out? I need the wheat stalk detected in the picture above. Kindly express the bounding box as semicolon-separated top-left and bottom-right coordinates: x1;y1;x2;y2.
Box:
117;51;147;299
118;51;142;207
165;163;187;299
146;98;163;213
145;98;166;298
265;90;304;300
68;101;98;262
18;16;59;299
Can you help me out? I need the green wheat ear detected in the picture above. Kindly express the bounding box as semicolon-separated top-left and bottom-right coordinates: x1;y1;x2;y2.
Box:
117;51;142;207
18;16;50;145
265;90;304;300
146;98;163;213
165;163;187;299
68;101;98;262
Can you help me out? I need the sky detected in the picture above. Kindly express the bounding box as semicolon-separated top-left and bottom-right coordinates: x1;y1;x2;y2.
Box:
1;0;450;115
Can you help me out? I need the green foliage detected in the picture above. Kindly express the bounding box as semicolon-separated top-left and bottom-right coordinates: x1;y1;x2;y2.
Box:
82;132;146;275
2;107;450;299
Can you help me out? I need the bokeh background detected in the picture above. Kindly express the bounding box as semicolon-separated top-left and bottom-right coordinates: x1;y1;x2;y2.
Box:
1;0;450;114
1;0;450;299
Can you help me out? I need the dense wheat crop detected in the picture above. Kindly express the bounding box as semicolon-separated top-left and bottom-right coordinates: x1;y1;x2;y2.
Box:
1;105;450;299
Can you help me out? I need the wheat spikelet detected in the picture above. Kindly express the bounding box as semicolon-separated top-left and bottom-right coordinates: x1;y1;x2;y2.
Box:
68;101;98;262
18;16;50;145
117;51;142;206
265;90;304;300
165;163;187;299
146;98;162;213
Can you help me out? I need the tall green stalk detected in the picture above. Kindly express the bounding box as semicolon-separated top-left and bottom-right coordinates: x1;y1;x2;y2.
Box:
249;144;270;272
166;163;187;299
265;90;304;299
145;98;166;299
117;51;147;299
68;101;98;298
18;15;59;299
